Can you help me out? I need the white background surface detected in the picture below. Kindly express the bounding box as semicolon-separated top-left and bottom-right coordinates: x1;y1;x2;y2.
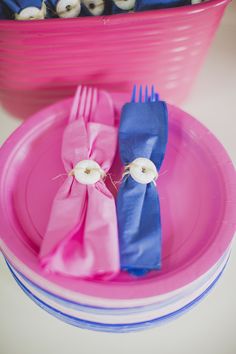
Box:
0;2;236;353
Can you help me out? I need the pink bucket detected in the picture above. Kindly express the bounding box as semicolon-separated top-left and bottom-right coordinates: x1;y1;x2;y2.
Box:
0;0;230;118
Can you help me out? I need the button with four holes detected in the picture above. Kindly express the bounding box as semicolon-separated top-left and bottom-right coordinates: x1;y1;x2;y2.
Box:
82;0;105;16
15;5;45;20
129;157;158;184
113;0;135;11
56;0;81;18
72;160;105;185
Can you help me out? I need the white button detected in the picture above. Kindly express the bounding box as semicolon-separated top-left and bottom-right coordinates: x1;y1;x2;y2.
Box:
72;160;104;185
56;0;81;18
15;4;46;20
129;158;158;184
113;0;136;11
82;0;105;16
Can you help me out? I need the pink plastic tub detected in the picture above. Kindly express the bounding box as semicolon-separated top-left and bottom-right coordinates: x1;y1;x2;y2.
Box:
0;92;235;306
0;0;230;118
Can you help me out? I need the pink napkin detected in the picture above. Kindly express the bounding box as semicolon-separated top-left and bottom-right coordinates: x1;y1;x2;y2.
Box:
40;87;120;279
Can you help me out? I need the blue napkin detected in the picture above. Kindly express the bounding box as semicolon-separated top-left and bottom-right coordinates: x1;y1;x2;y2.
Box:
0;2;11;18
3;0;44;13
111;0;191;14
45;0;60;17
135;0;190;11
46;0;62;18
117;87;168;276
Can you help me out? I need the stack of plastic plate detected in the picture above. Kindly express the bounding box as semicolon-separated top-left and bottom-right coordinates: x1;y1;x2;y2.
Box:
0;93;235;332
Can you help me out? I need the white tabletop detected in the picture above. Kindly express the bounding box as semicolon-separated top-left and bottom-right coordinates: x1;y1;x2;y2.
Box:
0;2;236;354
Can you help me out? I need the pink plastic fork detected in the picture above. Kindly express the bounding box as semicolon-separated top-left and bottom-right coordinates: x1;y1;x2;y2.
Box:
69;86;98;124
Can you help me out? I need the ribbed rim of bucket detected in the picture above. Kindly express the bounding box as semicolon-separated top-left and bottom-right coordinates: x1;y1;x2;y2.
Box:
0;0;231;28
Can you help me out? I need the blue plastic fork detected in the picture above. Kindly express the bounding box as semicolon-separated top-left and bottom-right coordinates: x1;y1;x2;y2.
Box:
131;85;159;103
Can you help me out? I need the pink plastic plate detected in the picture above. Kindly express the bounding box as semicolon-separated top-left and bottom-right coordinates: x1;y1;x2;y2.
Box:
0;93;235;304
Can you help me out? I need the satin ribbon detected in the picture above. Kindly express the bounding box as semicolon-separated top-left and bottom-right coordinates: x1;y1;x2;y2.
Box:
117;99;168;276
40;88;120;279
